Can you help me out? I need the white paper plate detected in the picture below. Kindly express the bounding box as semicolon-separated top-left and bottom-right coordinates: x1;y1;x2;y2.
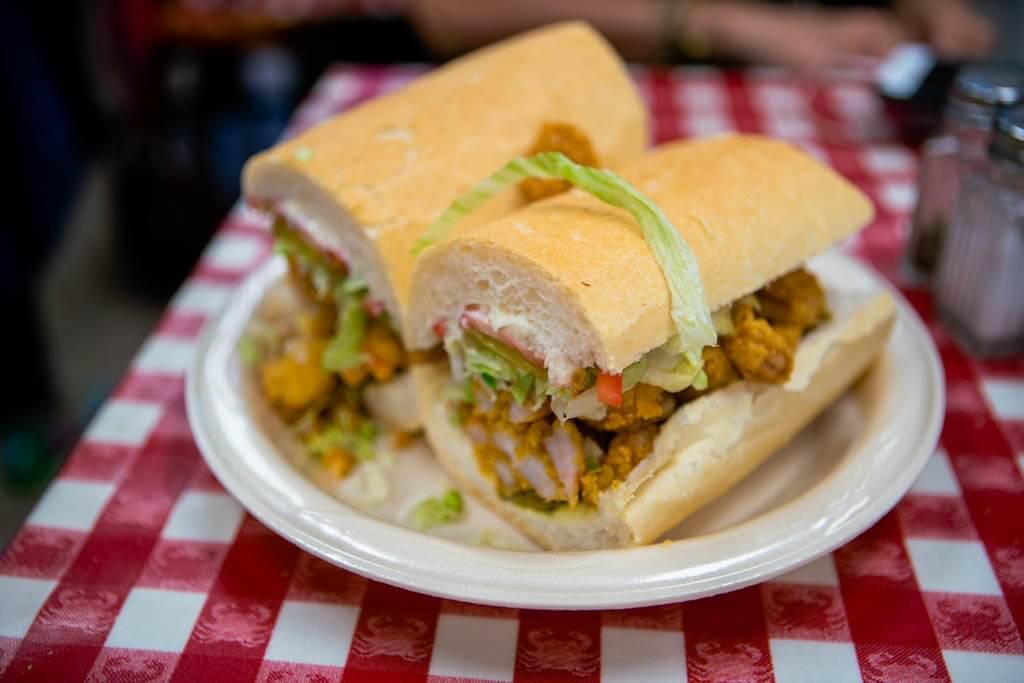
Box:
186;251;943;609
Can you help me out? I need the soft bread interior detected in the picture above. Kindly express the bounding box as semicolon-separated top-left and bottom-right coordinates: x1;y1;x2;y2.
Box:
412;240;603;385
243;21;649;331
405;135;874;382
251;169;401;322
414;289;896;550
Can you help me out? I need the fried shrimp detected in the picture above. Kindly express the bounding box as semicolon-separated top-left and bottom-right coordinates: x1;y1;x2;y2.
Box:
585;383;675;431
580;425;657;505
460;270;830;507
519;122;600;201
260;338;335;419
701;346;739;392
723;303;795;383
362;320;406;382
760;268;829;330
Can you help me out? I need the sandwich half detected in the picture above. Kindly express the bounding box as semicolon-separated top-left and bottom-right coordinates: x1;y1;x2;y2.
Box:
240;22;648;479
405;134;896;550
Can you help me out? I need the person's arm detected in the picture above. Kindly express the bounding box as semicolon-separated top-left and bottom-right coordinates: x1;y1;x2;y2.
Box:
408;0;665;61
684;2;906;69
408;0;908;70
895;0;994;59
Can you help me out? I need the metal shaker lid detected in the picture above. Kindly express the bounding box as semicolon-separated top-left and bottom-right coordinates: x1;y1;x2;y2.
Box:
954;66;1024;106
990;105;1024;166
946;65;1024;130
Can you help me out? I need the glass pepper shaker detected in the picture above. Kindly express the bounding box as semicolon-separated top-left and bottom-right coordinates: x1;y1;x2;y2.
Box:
934;105;1024;358
906;66;1024;279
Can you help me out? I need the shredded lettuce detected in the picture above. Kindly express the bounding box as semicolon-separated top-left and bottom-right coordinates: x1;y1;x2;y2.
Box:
322;295;367;372
238;322;279;366
645;362;707;393
451;315;706;410
409;489;464;530
272;220;347;300
457;330;548;407
341;274;368;295
465;330;537;375
306;414;377;462
445;378;475;405
635;342;707;393
510;374;534;405
505;491;562;512
552;387;604;421
238;336;262;366
271;223;388;467
271;220;373;373
621;359;647;391
272;220;321;263
414;152;716;367
322;272;372;372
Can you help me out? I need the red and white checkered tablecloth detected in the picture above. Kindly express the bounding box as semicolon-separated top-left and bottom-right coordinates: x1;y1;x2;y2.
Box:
2;65;1024;683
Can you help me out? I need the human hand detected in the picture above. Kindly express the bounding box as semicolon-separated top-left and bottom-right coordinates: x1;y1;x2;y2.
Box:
898;0;994;60
689;3;908;72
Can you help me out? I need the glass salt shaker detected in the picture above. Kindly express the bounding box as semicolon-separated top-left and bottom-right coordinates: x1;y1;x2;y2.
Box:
906;66;1024;279
934;105;1024;357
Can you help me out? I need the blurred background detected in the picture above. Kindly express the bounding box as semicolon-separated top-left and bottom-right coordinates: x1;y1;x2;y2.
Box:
1;0;1021;543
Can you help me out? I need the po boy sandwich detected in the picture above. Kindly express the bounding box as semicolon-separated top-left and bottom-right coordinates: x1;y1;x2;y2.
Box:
405;134;896;550
240;22;648;479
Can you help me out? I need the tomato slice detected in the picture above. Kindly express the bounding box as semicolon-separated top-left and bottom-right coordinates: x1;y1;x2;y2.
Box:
432;320;446;338
596;372;623;407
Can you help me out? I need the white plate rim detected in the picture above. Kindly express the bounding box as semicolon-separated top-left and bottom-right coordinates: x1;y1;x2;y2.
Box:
186;252;944;609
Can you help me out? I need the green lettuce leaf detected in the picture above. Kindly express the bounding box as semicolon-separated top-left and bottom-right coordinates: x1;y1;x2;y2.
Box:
272;220;374;377
306;414;377;462
510;373;535;405
414;151;716;369
621;358;647;391
322;295;367;372
504;491;562;512
445;378;475;405
238;321;279;367
272;220;320;263
238;337;260;366
409;489;464;530
272;220;347;299
638;343;708;393
465;330;539;376
341;274;368;295
458;330;547;406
